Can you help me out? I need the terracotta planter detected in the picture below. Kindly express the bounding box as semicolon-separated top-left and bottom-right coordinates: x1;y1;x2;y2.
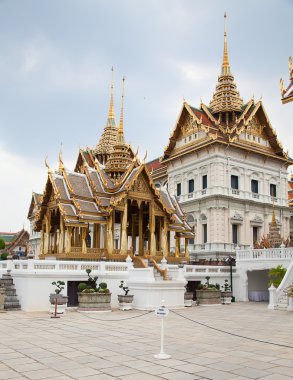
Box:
184;292;193;307
118;294;134;310
221;291;232;304
49;293;68;305
196;290;221;305
78;292;111;311
0;287;5;311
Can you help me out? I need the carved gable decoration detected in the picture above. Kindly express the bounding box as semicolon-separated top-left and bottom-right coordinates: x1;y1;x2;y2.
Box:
247;116;266;139
180;115;198;138
130;174;153;199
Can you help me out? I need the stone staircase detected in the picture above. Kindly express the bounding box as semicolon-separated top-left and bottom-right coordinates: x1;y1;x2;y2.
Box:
0;270;21;310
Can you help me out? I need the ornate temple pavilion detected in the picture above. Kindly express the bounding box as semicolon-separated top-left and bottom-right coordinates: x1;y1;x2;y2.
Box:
34;75;193;262
280;57;293;104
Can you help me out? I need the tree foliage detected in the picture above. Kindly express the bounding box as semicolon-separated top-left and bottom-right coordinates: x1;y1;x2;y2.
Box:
0;239;5;250
268;265;286;287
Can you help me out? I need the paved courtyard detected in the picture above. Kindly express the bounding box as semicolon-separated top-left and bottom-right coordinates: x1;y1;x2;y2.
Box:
0;303;292;380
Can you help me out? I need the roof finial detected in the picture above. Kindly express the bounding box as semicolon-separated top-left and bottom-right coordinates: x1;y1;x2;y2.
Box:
108;66;115;119
59;142;64;171
222;12;230;75
117;76;125;145
289;56;293;79
45;155;51;173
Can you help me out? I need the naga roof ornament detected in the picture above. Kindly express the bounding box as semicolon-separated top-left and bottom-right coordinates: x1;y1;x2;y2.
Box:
209;13;243;115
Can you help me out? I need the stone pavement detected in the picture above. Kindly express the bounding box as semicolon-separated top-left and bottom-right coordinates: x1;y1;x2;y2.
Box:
0;303;292;380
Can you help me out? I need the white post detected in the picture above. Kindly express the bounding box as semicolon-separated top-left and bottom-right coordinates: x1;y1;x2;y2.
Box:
268;284;277;310
154;300;171;360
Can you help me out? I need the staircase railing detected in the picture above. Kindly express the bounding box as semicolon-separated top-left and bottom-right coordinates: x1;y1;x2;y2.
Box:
149;257;169;280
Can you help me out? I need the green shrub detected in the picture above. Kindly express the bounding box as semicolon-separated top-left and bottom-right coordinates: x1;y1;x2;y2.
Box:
78;282;87;292
1;252;9;260
0;239;5;250
268;265;286;287
82;288;95;293
99;282;107;290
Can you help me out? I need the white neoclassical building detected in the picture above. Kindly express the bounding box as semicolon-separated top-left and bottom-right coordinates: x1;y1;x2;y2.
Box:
149;17;292;260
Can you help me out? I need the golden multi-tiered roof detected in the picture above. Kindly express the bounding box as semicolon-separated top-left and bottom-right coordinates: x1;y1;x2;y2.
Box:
209;13;243;116
94;67;118;163
280;56;293;104
33;71;194;263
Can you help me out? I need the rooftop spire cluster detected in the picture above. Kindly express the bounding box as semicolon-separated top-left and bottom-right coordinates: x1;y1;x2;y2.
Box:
209;13;243;116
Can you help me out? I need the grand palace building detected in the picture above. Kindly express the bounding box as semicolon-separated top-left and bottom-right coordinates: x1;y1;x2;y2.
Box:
148;15;292;260
28;17;292;262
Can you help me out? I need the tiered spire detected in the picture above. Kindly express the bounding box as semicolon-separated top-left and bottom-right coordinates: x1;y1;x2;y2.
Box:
105;77;132;179
209;13;243;116
117;76;125;145
95;67;118;161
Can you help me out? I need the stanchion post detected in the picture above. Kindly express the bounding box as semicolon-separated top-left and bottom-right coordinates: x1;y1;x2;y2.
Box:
51;297;60;319
154;300;171;359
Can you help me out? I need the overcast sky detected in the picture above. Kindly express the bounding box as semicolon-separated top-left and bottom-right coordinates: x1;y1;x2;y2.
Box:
0;0;292;232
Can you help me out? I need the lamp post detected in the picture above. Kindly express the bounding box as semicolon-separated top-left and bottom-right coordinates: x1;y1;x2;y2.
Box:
225;255;235;302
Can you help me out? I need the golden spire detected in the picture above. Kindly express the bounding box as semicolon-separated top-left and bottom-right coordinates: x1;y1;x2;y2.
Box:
108;66;115;119
222;13;230;75
209;13;243;115
117;76;125;145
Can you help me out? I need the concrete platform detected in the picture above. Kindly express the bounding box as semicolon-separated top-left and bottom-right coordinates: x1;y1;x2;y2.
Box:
0;303;292;379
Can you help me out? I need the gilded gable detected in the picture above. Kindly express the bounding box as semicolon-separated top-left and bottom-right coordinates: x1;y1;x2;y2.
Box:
179;114;198;138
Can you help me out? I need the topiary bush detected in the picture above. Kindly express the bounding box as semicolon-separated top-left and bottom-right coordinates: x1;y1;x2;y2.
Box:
1;252;9;261
78;282;87;292
0;239;5;250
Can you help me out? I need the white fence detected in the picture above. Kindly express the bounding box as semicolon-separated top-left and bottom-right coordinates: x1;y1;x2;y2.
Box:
236;246;293;261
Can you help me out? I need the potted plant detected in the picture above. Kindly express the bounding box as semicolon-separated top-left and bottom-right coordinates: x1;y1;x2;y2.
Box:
284;284;293;312
221;279;232;304
195;277;221;305
118;281;134;310
50;281;68;305
78;269;111;311
0;284;5;311
184;285;193;307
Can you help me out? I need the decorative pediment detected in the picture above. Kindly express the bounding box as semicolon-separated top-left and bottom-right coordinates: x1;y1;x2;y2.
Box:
250;215;263;226
246;116;266;139
231;212;243;224
179;114;198;138
131;174;151;195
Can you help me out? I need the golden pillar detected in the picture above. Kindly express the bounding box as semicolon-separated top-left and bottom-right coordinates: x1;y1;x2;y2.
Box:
81;227;87;254
131;214;136;254
65;226;72;253
175;234;180;258
138;203;143;256
120;201;128;254
163;217;168;257
58;218;64;254
107;212;114;256
149;202;156;256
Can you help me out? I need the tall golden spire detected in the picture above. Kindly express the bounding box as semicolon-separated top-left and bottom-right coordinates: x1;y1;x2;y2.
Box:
117;76;125;145
222;13;231;75
105;76;132;179
209;13;243;115
108;66;115;119
95;67;118;161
